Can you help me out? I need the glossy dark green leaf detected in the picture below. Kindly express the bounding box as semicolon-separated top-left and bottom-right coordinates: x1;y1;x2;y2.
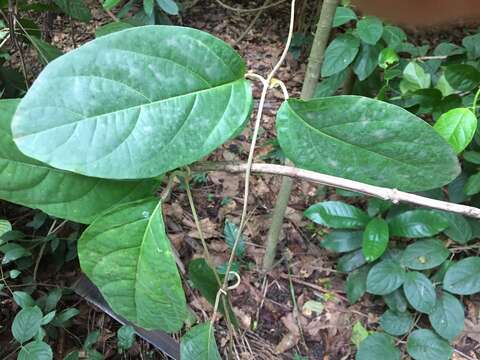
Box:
337;250;367;273
305;201;369;229
346;265;369;304
434;108;477;154
407;329;452;360
12;26;253;180
353;42;382;81
383;289;408;313
362;218;389;262
382;26;406;49
356;16;383;45
465;173;480;196
401;239;449;270
356;333;399;360
157;0;179;15
321;34;360;77
321;230;363;253
443;257;480;295
388;210;449;238
379;309;413;336
445;64;480;92
78;198;186;332
180;323;221;360
403;272;436;314
12;306;43;344
366;259;406;295
276;96;460;192
429;292;464;341
0;100;160;224
18;341;53;360
333;6;357;27
443;213;473;244
53;0;91;22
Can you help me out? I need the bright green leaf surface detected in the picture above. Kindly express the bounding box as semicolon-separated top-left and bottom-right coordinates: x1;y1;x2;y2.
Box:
12;26;253;179
388;210;449;238
321;34;360;77
305;201;370;229
362;217;389;262
407;329;452;360
356;333;399;360
403;272;436;314
366;259;405;295
434;108;477;154
378;48;399;69
401;239;449;270
276;96;460;191
443;257;480;295
429;292;464;341
78;198;187;332
0;99;159;224
356;16;383;45
180;323;221;360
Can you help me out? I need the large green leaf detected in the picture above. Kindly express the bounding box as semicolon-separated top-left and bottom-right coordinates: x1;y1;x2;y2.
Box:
356;333;399;360
388;210;449;238
407;329;452;360
382;26;406;50
0;99;159;224
428;292;464;341
366;259;405;295
12;26;252;180
321;34;360;77
362;217;389;262
434;108;477;154
403;271;436;314
276;96;460;191
180;323;221;360
78;198;186;331
401;239;449;270
443;257;480;295
305;201;370;229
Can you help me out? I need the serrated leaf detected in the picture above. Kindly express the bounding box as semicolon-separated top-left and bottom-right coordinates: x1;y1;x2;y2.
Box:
12;26;253;180
12;306;43;344
429;292;464;341
321;230;363;253
157;0;179;15
181;323;221;360
78;198;186;332
403;272;436;314
401;239;449;270
337;249;366;273
53;0;91;22
388;210;449;238
382;26;406;49
305;201;369;229
362;218;389;262
434;108;477;154
356;333;399;360
346;266;369;304
407;329;452;360
0;99;160;224
333;6;357;27
223;220;245;257
445;64;480;92
18;341;53;360
276;96;460;192
380;309;413;336
356;16;383;45
443;257;480;295
366;259;405;295
321;34;360;77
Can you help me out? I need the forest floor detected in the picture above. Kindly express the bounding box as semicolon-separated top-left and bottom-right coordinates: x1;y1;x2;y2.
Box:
1;1;480;359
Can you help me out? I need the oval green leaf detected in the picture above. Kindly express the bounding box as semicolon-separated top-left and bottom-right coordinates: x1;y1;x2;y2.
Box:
388;210;449;238
337;249;367;273
443;257;480;295
333;6;357;27
445;64;480;91
180;323;221;360
442;212;473;244
407;329;452;360
0;99;159;224
356;333;399;360
321;34;360;77
305;201;370;229
346;265;369;304
401;239;450;270
366;259;406;295
12;306;43;344
428;292;464;341
321;230;363;253
18;341;53;360
434;108;477;154
379;309;413;336
362;217;389;262
403;271;436;314
356;16;383;45
12;26;253;179
276;96;460;192
78;198;187;331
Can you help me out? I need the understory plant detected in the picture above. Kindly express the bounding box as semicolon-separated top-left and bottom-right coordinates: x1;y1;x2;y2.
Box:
1;1;480;359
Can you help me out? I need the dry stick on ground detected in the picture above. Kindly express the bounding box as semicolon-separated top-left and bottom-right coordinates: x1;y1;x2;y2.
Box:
192;162;480;219
263;0;340;271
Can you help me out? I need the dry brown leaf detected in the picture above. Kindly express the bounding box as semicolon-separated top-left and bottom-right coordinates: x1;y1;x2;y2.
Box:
188;218;219;239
